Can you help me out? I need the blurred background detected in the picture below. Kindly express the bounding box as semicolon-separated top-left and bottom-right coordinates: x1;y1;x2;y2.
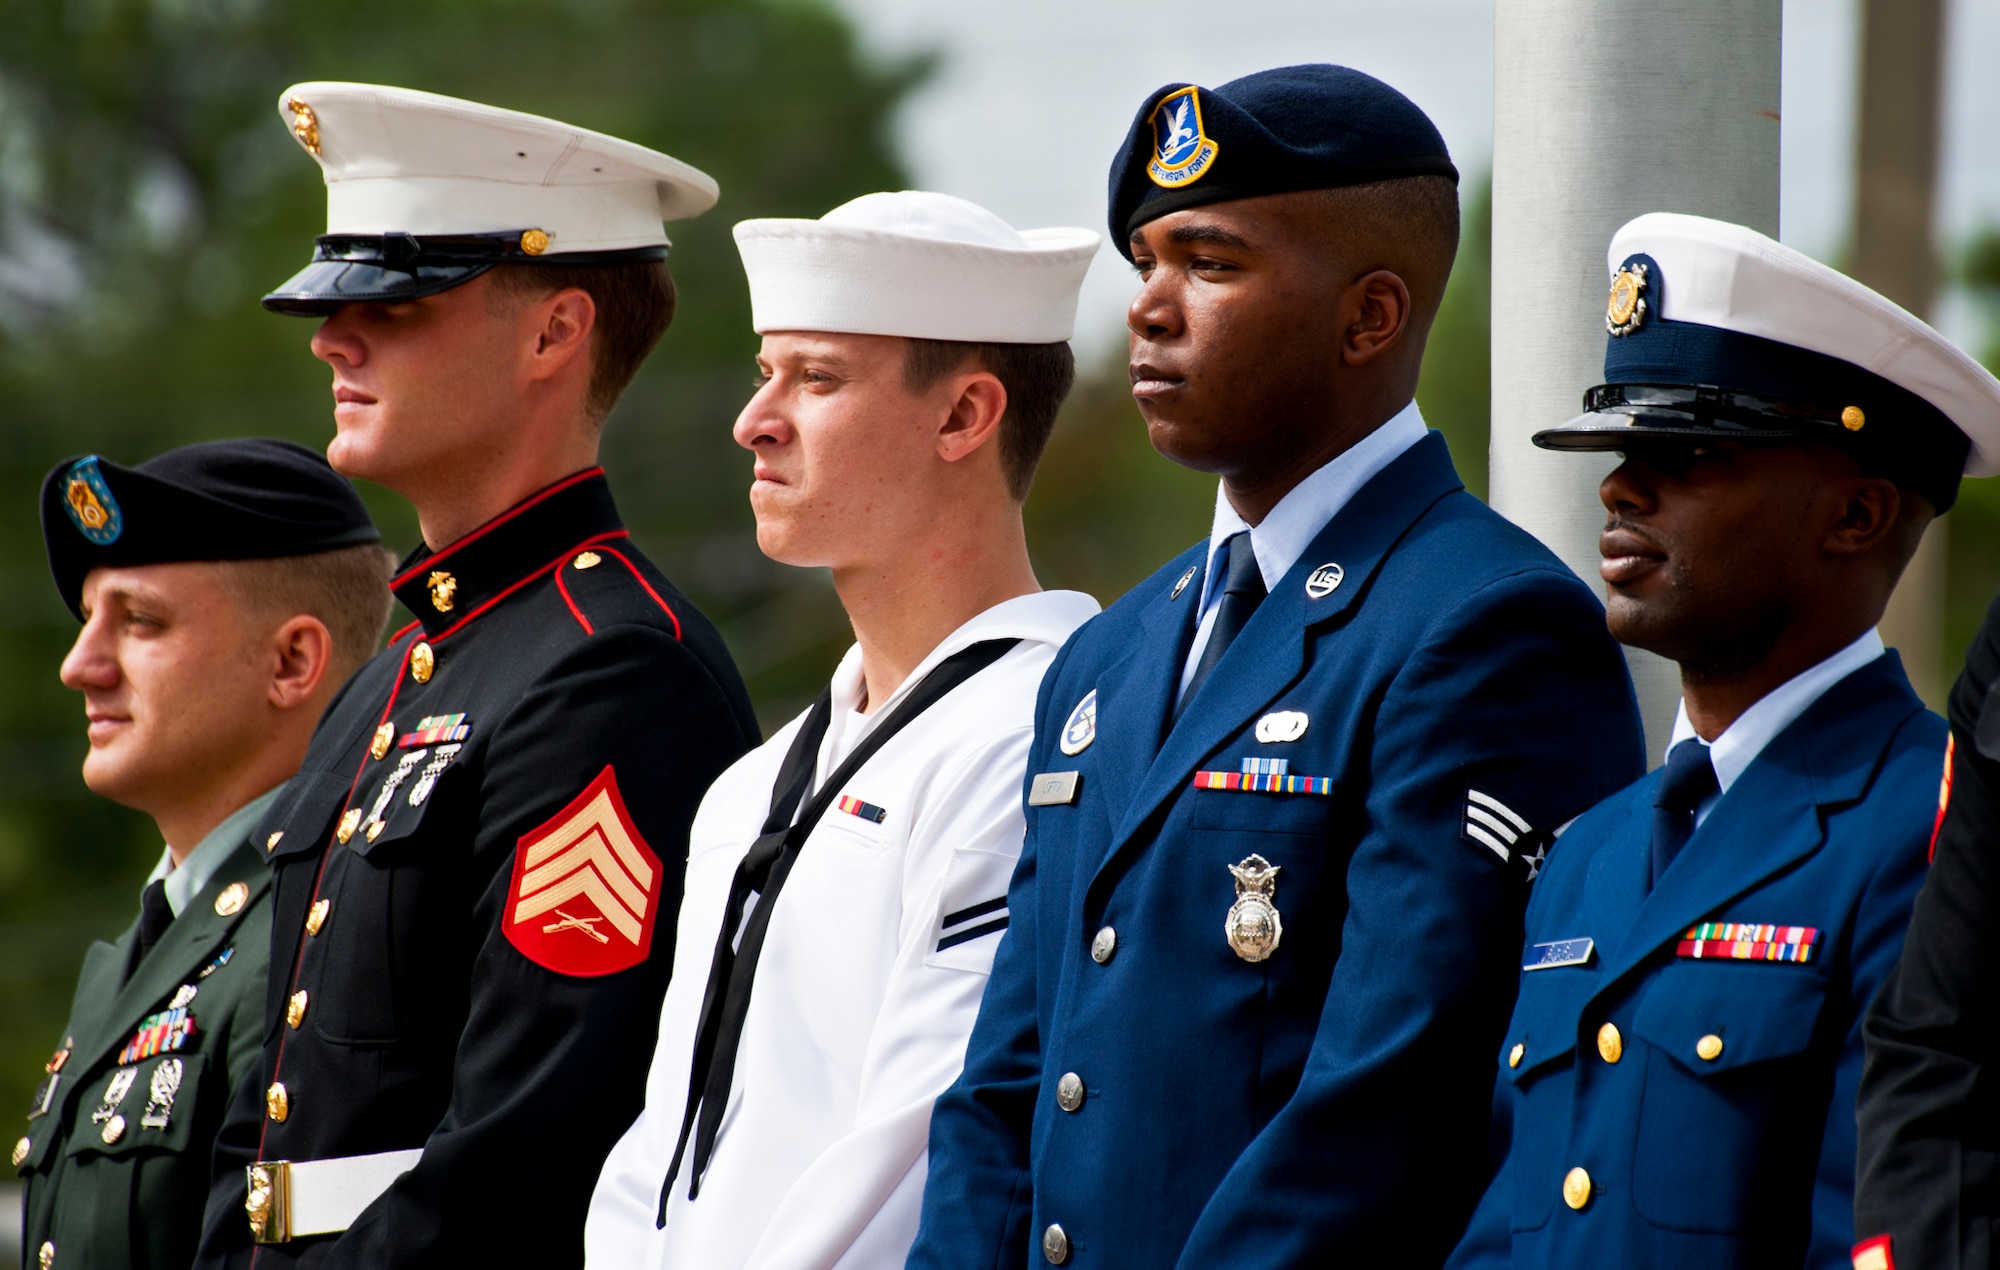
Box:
1;0;1997;1247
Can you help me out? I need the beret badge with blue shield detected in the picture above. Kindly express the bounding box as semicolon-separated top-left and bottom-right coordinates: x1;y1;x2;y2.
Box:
62;458;122;546
1147;88;1219;189
1537;212;2000;514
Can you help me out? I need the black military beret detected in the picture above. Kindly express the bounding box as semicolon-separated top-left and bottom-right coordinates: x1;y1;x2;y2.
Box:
1108;63;1458;260
41;438;381;620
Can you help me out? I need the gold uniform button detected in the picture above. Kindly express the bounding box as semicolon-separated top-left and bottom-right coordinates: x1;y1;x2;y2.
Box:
265;831;284;853
1596;1023;1623;1064
1091;926;1117;964
371;722;395;760
1697;1033;1724;1061
1562;1166;1592;1210
1842;404;1866;432
307;899;331;936
520;228;550;255
410;641;435;684
1056;1072;1085;1113
573;551;602;570
265;1082;289;1123
38;1240;53;1269
214;881;249;917
287;991;309;1029
100;1115;125;1145
1041;1223;1070;1265
12;1135;29;1166
366;819;386;842
1508;1042;1525;1069
336;808;362;844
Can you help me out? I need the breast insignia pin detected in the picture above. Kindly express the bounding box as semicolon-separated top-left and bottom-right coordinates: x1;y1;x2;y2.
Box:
139;1057;183;1131
1059;689;1098;756
1225;854;1283;962
1304;563;1343;599
1170;565;1197;600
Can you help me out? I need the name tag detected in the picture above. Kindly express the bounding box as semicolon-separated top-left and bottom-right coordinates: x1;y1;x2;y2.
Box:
1523;937;1594;971
1028;771;1080;806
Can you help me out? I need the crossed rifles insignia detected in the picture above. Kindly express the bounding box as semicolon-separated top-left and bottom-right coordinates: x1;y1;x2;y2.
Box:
502;766;662;976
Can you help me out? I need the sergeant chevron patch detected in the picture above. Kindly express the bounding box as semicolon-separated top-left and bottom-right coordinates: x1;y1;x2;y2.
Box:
504;765;660;977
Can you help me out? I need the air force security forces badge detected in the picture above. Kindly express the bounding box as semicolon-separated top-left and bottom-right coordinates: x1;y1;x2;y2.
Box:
1148;87;1219;188
1226;854;1283;962
1059;689;1098;755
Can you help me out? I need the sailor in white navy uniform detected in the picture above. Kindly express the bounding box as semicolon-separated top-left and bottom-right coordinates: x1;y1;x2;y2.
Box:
584;191;1100;1268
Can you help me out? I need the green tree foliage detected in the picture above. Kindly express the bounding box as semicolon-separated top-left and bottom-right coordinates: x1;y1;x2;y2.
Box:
1415;176;1493;499
1951;226;2000;660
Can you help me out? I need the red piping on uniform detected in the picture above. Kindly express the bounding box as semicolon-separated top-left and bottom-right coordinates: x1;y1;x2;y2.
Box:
597;545;682;640
251;633;419;1265
554;565;593;634
388;619;421;644
1929;733;1955;863
424;529;629;643
389;467;605;587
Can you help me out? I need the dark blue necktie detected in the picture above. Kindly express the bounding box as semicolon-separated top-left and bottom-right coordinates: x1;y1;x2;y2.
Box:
1650;738;1719;888
1177;531;1265;719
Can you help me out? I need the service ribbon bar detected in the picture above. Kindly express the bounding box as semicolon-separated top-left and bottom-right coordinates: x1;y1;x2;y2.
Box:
1192;771;1334;796
400;713;471;748
1675;921;1819;964
118;1009;197;1066
836;795;888;824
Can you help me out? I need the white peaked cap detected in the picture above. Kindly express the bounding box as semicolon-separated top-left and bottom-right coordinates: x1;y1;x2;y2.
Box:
733;192;1101;343
276;82;719;251
1608;212;2000;476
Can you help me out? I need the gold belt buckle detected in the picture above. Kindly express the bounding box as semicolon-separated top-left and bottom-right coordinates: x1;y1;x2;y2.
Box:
246;1160;292;1244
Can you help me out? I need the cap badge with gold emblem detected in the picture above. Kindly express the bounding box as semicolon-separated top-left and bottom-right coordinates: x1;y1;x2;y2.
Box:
1225;853;1283;962
427;571;457;613
285;96;321;154
1606;260;1650;337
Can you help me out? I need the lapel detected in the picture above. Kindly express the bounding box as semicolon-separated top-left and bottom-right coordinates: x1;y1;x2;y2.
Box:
69;841;271;1074
1594;651;1922;990
1081;545;1205;828
1096;433;1465;877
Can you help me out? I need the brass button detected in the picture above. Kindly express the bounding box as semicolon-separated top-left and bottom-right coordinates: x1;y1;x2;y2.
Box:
1508;1042;1525;1069
410;642;435;684
573;551;602;570
307;899;331;936
1056;1072;1085;1113
1842;404;1866;432
265;1082;289;1123
1596;1023;1623;1064
366;819;386;842
265;831;284;853
371;722;395;760
214;881;249;917
520;228;550;255
1042;1223;1070;1265
38;1240;53;1269
1562;1166;1592;1210
287;991;309;1029
1696;1033;1724;1062
100;1115;125;1145
1091;927;1117;964
336;808;362;844
12;1135;29;1166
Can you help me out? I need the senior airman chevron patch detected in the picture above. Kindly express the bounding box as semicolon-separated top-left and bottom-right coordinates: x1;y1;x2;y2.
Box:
504;765;660;977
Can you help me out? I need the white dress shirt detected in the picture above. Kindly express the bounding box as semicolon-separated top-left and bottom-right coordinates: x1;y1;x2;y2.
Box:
1666;627;1887;827
143;785;282;916
586;589;1099;1270
1178;400;1429;698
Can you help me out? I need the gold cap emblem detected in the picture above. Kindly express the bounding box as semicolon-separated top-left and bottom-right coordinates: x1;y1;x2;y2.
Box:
66;479;108;529
1606;261;1650;336
427;571;457;613
1224;853;1284;962
1841;405;1866;432
336;808;362;844
410;642;435;684
371;722;396;760
573;550;602;570
213;881;249;917
520;228;550;255
286;97;321;155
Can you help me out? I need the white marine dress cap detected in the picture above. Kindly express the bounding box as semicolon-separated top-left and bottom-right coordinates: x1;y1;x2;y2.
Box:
1535;210;2000;513
263;82;720;315
733;191;1100;344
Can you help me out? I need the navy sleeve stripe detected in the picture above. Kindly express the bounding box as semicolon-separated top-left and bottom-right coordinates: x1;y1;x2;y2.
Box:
941;896;1009;929
937;915;1010;952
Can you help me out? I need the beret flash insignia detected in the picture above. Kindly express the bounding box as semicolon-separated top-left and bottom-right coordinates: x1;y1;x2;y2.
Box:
1148;87;1220;189
63;457;122;545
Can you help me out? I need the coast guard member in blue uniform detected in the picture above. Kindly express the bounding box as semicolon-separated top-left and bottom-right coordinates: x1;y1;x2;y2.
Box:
909;65;1645;1268
1446;212;2000;1270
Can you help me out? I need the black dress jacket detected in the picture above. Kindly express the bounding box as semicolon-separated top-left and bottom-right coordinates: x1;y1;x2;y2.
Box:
194;469;757;1269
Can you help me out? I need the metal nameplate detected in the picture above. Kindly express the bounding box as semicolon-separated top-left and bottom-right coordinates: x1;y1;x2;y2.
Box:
1027;771;1080;807
1523;937;1595;971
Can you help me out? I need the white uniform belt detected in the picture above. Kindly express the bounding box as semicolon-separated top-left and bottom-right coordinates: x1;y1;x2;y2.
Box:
246;1148;422;1243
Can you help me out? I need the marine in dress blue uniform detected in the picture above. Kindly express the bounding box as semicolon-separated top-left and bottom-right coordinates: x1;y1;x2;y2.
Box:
909;66;1646;1269
1447;212;2000;1269
190;86;757;1268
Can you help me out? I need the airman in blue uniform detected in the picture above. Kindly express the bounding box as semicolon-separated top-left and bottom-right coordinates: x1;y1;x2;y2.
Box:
909;65;1645;1268
1447;211;2000;1269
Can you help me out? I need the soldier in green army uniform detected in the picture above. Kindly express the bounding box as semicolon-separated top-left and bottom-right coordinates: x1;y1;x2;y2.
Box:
14;440;391;1270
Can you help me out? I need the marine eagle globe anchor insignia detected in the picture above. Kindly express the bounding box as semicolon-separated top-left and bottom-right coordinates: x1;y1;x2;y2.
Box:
1226;854;1284;962
1606;261;1650;336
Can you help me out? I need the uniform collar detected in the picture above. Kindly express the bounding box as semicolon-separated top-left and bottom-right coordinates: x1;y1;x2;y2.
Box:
146;784;284;917
390;467;628;638
1194;399;1428;615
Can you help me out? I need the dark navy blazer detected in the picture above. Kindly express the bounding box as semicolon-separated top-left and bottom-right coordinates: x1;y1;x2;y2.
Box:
1447;652;1939;1270
910;433;1645;1268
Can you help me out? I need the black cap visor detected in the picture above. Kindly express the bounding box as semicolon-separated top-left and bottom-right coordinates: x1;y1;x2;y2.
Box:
262;233;670;315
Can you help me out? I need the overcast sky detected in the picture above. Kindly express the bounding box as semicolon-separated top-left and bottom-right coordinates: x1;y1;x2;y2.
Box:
831;0;2000;360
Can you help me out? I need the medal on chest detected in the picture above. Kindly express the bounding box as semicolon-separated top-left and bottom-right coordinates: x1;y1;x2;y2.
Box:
1225;853;1283;962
